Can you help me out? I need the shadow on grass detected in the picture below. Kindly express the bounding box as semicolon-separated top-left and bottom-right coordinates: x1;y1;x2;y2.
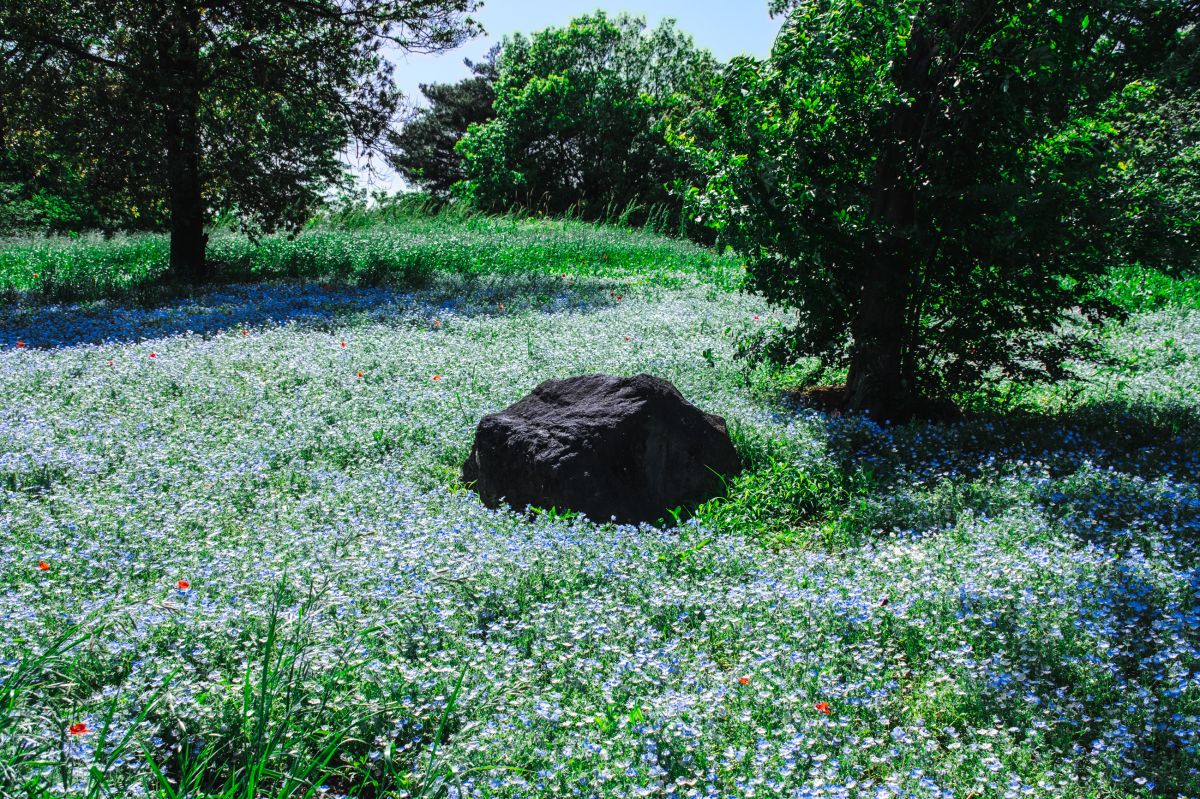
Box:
786;400;1199;793
0;272;621;350
709;393;1200;553
818;394;1200;485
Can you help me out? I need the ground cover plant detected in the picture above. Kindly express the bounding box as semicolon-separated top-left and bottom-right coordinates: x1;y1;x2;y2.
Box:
1;213;1198;798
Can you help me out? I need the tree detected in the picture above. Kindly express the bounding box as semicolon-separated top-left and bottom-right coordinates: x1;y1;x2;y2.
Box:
679;0;1199;419
1;0;479;281
456;12;717;225
1;31;168;233
390;44;499;198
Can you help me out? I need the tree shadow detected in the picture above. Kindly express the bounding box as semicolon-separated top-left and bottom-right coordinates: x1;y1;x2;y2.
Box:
0;273;621;350
776;394;1200;553
817;396;1200;487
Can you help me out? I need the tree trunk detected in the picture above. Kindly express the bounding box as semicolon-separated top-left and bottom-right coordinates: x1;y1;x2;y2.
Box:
161;1;208;283
165;99;207;283
845;148;917;421
845;25;936;421
845;247;911;421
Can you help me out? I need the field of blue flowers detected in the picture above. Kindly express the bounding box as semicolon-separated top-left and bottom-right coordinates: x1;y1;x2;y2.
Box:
1;219;1198;798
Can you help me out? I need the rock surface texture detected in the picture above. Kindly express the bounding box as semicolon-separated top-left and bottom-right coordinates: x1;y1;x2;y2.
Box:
462;373;741;524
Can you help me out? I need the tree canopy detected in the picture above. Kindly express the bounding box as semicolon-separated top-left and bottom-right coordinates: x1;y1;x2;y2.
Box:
1;0;480;279
455;12;717;226
390;44;499;198
678;0;1200;419
1;29;166;233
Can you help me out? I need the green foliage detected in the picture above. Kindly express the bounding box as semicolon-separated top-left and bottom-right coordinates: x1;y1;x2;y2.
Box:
1106;265;1200;313
456;12;717;229
0;47;167;234
0;183;88;235
0;234;170;300
697;451;875;551
676;0;1199;415
1114;87;1200;271
390;45;500;198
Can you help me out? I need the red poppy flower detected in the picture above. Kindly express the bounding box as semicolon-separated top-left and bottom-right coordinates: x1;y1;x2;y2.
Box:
242;329;248;336
340;341;347;348
433;319;441;328
814;701;831;715
106;360;113;367
432;374;442;381
16;341;26;348
624;337;630;342
68;722;88;736
357;371;364;378
738;676;751;686
176;580;190;590
149;352;157;359
38;560;50;571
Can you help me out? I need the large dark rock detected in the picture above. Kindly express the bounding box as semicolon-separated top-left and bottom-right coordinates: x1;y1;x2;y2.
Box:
462;374;741;524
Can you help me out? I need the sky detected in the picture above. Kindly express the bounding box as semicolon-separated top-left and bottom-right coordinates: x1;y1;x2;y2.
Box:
354;1;784;191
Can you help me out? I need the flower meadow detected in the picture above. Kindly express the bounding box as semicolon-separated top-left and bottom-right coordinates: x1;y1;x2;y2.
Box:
1;220;1199;799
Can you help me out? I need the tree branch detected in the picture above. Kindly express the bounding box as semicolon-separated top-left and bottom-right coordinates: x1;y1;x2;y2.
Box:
8;30;134;76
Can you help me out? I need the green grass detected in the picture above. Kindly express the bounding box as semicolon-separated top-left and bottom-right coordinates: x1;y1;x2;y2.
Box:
0;208;741;302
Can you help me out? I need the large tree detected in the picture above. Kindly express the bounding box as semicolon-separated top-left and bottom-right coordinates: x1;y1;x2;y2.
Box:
1;0;479;281
456;12;717;224
681;0;1198;419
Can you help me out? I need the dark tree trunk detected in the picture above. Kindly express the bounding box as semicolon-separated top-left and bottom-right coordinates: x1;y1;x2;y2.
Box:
161;1;208;283
845;185;914;421
165;94;207;283
845;25;937;421
846;255;911;420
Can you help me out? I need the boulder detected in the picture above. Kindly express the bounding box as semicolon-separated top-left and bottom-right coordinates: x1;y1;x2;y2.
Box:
462;373;741;524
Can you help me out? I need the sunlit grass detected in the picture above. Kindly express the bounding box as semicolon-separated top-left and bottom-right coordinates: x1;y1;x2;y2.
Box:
0;208;741;302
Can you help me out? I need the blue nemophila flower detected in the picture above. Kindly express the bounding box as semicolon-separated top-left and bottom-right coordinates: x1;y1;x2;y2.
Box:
1;278;1198;796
